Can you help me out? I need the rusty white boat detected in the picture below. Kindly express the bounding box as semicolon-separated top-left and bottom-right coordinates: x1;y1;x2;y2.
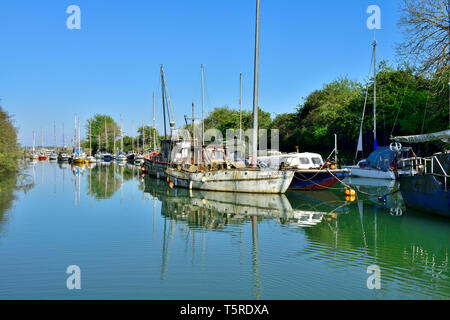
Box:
166;166;294;194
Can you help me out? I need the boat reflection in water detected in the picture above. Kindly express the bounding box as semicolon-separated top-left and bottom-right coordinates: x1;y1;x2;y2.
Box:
141;175;449;299
144;176;351;230
1;161;447;299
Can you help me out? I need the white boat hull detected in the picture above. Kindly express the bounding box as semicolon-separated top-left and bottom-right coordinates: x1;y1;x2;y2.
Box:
343;166;396;179
343;166;414;180
166;168;294;194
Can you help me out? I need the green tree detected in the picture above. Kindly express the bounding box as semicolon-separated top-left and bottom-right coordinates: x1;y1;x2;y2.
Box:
84;114;119;154
202;105;272;139
0;102;20;174
136;125;160;152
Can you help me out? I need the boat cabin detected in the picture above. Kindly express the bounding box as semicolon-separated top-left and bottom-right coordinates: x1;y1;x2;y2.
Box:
258;152;324;169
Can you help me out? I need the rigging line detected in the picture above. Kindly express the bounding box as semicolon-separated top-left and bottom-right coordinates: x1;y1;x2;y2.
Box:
355;47;375;161
421;92;430;134
389;81;410;137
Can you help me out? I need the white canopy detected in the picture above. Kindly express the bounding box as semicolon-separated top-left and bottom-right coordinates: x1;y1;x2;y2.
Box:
392;129;450;143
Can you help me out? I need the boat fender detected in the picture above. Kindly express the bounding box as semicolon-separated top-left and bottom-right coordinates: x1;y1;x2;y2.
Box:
201;176;206;183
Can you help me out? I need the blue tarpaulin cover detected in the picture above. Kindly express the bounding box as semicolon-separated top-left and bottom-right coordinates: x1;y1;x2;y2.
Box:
365;147;395;172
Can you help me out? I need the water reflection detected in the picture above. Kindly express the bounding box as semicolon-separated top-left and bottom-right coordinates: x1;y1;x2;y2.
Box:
142;175;449;299
0;161;448;299
0;161;35;234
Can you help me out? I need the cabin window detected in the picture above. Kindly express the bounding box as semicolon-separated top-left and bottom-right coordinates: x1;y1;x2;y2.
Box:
299;157;310;164
312;158;322;165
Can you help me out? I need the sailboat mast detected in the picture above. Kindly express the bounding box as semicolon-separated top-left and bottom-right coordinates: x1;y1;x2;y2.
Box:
53;121;56;150
142;117;145;153
120;116;124;153
104;119;107;152
161;65;167;140
89;119;92;156
32;130;35;153
78;118;81;152
62;122;65;149
251;0;261;167
74;116;76;151
41;128;44;150
153;92;157;151
373;40;377;150
132;121;135;152
201;64;205;146
239;72;243;141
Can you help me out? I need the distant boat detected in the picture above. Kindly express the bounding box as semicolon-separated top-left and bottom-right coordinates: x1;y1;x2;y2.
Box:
29;130;38;160
393;129;450;218
134;154;144;164
86;118;96;163
116;117;127;162
72;116;86;164
102;153;113;162
116;153;127;162
49;151;58;161
127;151;136;162
58;151;70;162
258;151;349;190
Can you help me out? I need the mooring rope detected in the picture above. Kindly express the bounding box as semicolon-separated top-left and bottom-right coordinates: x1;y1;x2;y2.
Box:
326;169;400;198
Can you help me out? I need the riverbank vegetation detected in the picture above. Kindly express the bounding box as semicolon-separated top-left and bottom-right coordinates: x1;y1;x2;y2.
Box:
0;101;20;174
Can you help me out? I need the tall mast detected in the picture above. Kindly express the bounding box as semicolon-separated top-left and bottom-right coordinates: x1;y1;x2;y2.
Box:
114;126;116;154
161;65;167;140
192;102;195;164
78;118;81;152
104;119;107;152
373;40;377;150
239;72;243;141
136;124;139;153
32;130;35;153
89;119;92;156
251;0;261;167
201;64;205;146
62;122;65;149
120;116;124;153
53;121;56;150
142;117;145;153
74;116;76;151
132;121;135;152
153;92;157;151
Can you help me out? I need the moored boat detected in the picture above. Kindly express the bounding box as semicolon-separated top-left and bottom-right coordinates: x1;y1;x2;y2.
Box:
166;166;294;194
58;151;70;161
258;151;349;190
393;129;450;218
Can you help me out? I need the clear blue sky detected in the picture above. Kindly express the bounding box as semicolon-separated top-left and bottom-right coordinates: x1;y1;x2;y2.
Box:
0;0;405;146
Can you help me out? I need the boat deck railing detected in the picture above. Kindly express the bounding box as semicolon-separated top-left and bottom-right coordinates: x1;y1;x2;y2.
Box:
400;155;449;191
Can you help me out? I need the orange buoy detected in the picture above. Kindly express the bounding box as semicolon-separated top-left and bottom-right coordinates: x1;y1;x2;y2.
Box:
345;195;356;202
169;181;174;188
345;187;355;196
330;164;336;170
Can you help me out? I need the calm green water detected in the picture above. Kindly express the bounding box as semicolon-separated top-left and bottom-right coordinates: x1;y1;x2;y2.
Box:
0;160;448;299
